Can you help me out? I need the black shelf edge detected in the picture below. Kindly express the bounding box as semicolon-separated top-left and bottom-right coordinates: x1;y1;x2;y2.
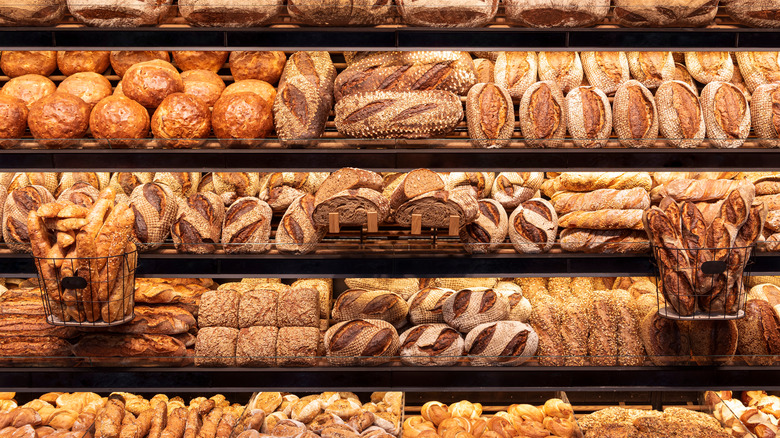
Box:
4;148;780;172
2;252;779;278
3;366;780;392
1;28;780;50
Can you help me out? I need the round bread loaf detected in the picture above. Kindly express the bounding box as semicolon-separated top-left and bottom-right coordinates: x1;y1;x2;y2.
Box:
221;197;273;254
57;182;100;208
3;185;55;252
67;0;173;27
626;51;674;90
508;198;557;254
172;51;229;73
275;193;326;255
639;309;689;366
123;60;183;108
7;172;58;194
212;92;273;148
56;51;110;76
612;80;659;148
464;320;538;366
222;79;276;104
751;83;780;148
490;172;543;210
110;51;170;78
518;81;566;148
129;182;178;251
0;0;65;26
655;80;706;148
229;51;286;84
736;299;780;366
181;70;225;107
171;191;225;254
388;169;446;210
700;81;751;149
504;0;607;27
57;72;112;109
332;289;409;329
0;95;28;149
28;92;90;148
399;324;464;366
179;0;282;27
324;319;400;366
460;198;508;254
212;172;261;203
443;287;509;333
0;74;56;109
90;96;150;148
565;85;612;148
581;51;629;96
613;0;717;27
55;172;109;196
407;287;455;324
684;52;734;85
151;93;211;148
736;52;780;94
0;51;56;78
344;278;420;300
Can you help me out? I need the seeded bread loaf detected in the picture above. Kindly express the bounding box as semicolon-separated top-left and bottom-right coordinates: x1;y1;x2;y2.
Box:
332;289;409;329
565;86;612;148
171;191;225;254
274;51;336;141
612;80;659;148
460;198;508;254
128;182;177;253
443;288;509;333
394;190;479;229
494;52;537;100
397;0;497;27
673;62;697;89
655;80;706;149
626;52;674;90
504;0;608;27
508;198;557;254
466;83;514;149
751;83;780;148
278;287;319;328
277;326;319;367
195;327;238;367
399;324;464;366
407;287;455;324
736;299;780;365
518;81;566;148
236;326;277;367
238;288;277;328
581;51;629;95
275;194;326;255
324;319;399;366
464;320;538;366
613;290;645;366
700;81;751;149
559;297;589;366
221;197;273;254
153;172;201;198
529;294;564;366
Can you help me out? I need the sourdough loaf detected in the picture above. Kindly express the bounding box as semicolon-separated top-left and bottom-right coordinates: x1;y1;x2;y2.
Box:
129;182;177;251
721;0;780;27
460;198;508;254
565;85;612;148
466;83;514;149
324;319;399;366
288;0;394;26
673;62;697;89
238;288;277;327
394;190;479;229
446;172;495;199
685;52;734;84
75;334;187;366
180;0;282;26
331;289;409;329
3;185;54;253
312;188;390;227
153;172;201;198
626;52;674;90
0;95;27;149
613;0;718;27
274;51;336;141
211;173;261;205
751;83;780;147
640;310;689;365
518;81;566;148
212;92;274;148
494;52;537;99
490;172;543;210
537;52;583;94
277;326;320;367
612;80;659;148
292;278;332;319
278;287;319;328
397;0;497;27
464;321;538;366
399;324;464;366
344;278;420;300
736;52;780;93
443;288;509;333
388;169;445;210
700;81;750;149
407;287;455;324
171;191;225;254
221;197;273;254
508;198;557;253
685;319;738;365
67;0;172;27
736;300;780;365
275;194;326;255
0;0;65;25
474;58;494;83
108;173;153;197
557;172;653;192
504;0;608;27
581;51;629;95
655;80;706;148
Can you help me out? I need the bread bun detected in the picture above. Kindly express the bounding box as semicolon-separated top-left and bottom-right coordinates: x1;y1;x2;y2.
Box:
28;92;90;147
56;51;110;75
212;92;273;148
123;60;183;108
172;51;229;72
0;74;56;108
0;0;65;26
181;69;225;107
222;79;276;104
0;51;56;78
229;51;286;84
67;0;173;27
90;95;150;148
109;51;170;78
0;95;28;149
151;93;211;148
57;72;112;109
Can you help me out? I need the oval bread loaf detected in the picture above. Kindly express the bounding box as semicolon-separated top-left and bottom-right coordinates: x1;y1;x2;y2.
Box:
529;294;564;366
464;320;538;366
518;81;567;148
751;83;780;148
153;172;201;198
344;278;420;300
490;172;543;210
537;52;583;95
558;172;653;192
67;0;172;27
736;52;780;94
508;198;557;254
460;198;508;254
109;172;154;197
221;197;273;254
655;80;706;149
443;288;509;333
685;52;734;84
612;80;659;148
275;194;325;255
559;228;650;253
565;85;612;148
721;0;780;27
466;83;514;149
171;191;225;254
212;172;261;205
495;282;532;322
394;190;479;229
399;324;464;366
700;81;751;149
581;51;629;95
324;319;399;366
180;0;282;26
673;63;697;89
551;188;650;214
0;0;65;26
626;52;674;90
129;182;178;251
274;51;336;141
558;209;645;230
494;52;538;99
504;0;607;27
612;0;717;27
287;0;394;26
474;58;494;83
331;289;409;329
397;0;497;27
407;287;455;324
3;185;54;253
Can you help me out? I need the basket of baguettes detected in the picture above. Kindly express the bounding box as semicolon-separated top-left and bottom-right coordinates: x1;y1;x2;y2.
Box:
28;187;138;326
643;180;767;320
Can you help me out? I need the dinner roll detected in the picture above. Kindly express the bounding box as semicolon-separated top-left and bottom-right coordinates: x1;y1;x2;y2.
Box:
181;70;225;107
0;74;56;108
109;51;170;78
229;51;286;84
28;92;90;147
57;72;113;109
212;92;273;148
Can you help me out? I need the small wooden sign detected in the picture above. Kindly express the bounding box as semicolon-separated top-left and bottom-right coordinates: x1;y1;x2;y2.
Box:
328;212;340;234
367;211;378;233
448;215;459;236
411;214;422;235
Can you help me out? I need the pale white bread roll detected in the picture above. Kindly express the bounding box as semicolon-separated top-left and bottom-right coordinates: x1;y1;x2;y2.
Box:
508;198;557;254
565;85;612;148
490;172;544;210
612;80;659;149
518;80;566;148
221;197;273;254
407;287;456;324
655;80;706;149
324;319;399;366
399;323;464;366
129;182;178;251
312;188;390;227
464;320;538;366
344;278;420;300
443;287;509;333
684;52;734;84
559;228;650;253
537;52;583;95
109;172;154;197
580;51;629;95
494;52;538;99
626;51;674;90
331;289;409;329
504;0;607;28
434;278;498;290
275;194;325;255
394;190;479;229
551;188;650;214
558;209;645;230
700;81;751;149
750;83;780;148
3;185;55;253
466;83;514;149
292;278;332;319
460;198;508;254
736;52;780;93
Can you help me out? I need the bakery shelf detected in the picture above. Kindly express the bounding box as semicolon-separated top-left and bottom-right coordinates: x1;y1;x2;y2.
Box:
2;366;780;393
4;148;780;172
3;27;780;50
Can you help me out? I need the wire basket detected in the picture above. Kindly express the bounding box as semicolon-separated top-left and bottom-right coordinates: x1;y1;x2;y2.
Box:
651;245;754;320
34;250;138;327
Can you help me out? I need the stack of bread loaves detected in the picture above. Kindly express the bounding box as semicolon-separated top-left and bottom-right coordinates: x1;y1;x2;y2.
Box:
0;392;105;438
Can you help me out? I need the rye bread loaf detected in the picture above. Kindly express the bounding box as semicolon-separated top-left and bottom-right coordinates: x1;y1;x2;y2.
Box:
626;52;674;90
496;282;532;322
490;172;543;210
129;182;178;252
394;190;479;229
721;0;780;27
537;52;583;95
236;326;277;367
67;0;172;27
737;300;780;365
551;188;650;214
0;0;65;25
344;278;420;300
407;287;455;324
312;188;390;227
443;287;509;333
278;287;319;328
508;198;557;254
612;0;718;27
565;86;612;148
171;191;225;254
466;83;514;149
685;52;734;84
292;278;332;319
460;198;508;254
559;297;589;366
752;83;780;148
684;319;739;365
238;288;277;327
260;172;328;213
612;80;659;148
529;294;564;366
277;326;320;367
399;324;464;366
518;81;567;148
287;0;394;26
587;291;620;366
473;58;494;83
195;327;238;367
613;290;645;366
179;0;282;26
464;320;538;366
221;197;273;254
315;168;383;204
198;289;240;328
494;52;538;100
324;319;399;366
334;90;463;139
388;169;445;211
504;0;608;27
736;52;780;94
700;81;751;149
3;185;54;253
0;185;5;241
581;51;629;96
396;0;497;27
655;80;706;148
274;51;336;141
56;172;109;197
332;289;409;329
559;228;650;253
333;51;476;101
153;172;201;198
673;62;697;89
275;194;326;255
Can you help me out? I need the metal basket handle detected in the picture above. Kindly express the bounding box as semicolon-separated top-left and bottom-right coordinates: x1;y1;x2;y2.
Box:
700;260;728;275
61;276;88;290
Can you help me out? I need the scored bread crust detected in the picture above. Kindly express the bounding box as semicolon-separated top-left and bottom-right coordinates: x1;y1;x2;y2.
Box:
559;228;650;254
612;80;659;148
331;289;409;329
508;198;557;254
558;209;645;230
466;83;515;149
736;52;780;93
565;85;612;148
551;188;650;214
464;320;538;367
752;83;780;148
394;190;479;229
171;191;225;254
673;63;697;90
537;52;583;95
626;51;674;90
721;0;780;28
518;80;567;148
655;80;706;149
490;172;543;210
443;287;509;333
312;188;390;227
581;51;629;95
557;172;653;192
396;0;498;27
700;81;751;149
612;0;717;27
324;319;400;366
494;52;538;99
389;169;446;211
221;196;273;254
275;193;325;255
274;51;336;141
684;52;734;84
399;323;464;366
129;182;178;251
180;0;282;26
407;287;455;324
503;0;608;28
460;198;508;254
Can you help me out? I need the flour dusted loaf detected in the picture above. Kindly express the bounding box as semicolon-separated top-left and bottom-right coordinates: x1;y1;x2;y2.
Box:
275;194;325;255
212;172;262;205
238;288;278;327
274;51;336;141
565;85;612;148
736;52;780;93
560;228;650;253
221;197;273;254
344;278;420;300
154;172;201;198
721;0;780;27
656;80;707;148
518;81;566;148
465;321;538;366
490;172;543;210
538;52;583;94
551;188;650;214
3;185;54;253
443;287;509;333
171;191;225;254
685;52;734;84
466;83;514;149
292;278;333;319
236;326;277;367
612;80;659;148
399;324;464;366
324;319;399;366
397;0;497;27
581;51;629;95
700;81;751;149
335;90;463;139
460;198;508;254
613;0;718;27
407;287;455;324
494;52;537;100
180;0;282;26
508;198;557;254
288;0;394;25
394;189;478;229
312;188;390;227
332;289;408;329
751;83;780;147
504;0;608;27
0;0;65;26
626;52;674;90
129;182;178;251
67;0;172;27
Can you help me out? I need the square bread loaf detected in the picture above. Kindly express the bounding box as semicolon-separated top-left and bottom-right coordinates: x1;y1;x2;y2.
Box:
277;326;320;367
236;326;278;367
277;287;319;327
194;327;239;367
198;290;240;328
239;289;278;328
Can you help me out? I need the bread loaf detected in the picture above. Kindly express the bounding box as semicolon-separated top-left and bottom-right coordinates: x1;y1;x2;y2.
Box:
721;0;780;27
0;74;56;109
460;199;508;254
123;60;183;109
736;300;780;365
388;169;445;210
751;83;780;147
0;95;27;149
0;0;65;26
212;92;273;148
172;51;228;73
151;93;211;149
195;327;238;367
626;52;674;90
171;191;225;254
508;198;557;253
67;0;172;27
613;290;644;366
504;0;608;27
182;69;226;106
474;58;494;83
685;319;738;365
489;172;543;210
736;52;780;94
0;335;72;366
0;51;56;78
229;51;286;84
335;90;463;139
518;81;566;148
28;92;90;148
586;291;619;366
612;80;659;148
90;96;150;148
551;188;650;214
211;173;261;205
275;194;325;255
464;321;538;366
446;172;494;199
154;172;201;198
312;188;390;227
443;288;509;333
199;289;239;328
407;287;455;324
277;327;319;367
107;305;195;335
129;182;178;251
236;326;277;367
74;334;186;366
180;0;282;26
653;178;752;202
274;51;336;141
565;86;612;148
56;172;109;197
0;313;77;338
292;278;332;319
394;190;479;229
655;80;706;148
278;287;319;328
109;51;170;78
613;0;717;27
58;182;99;208
494;52;537;100
221;197;272;254
700;81;750;149
560;228;650;253
3;185;54;253
238;288;277;327
559;298;588;366
581;52;629;95
466;83;514;149
528;294;564;366
640;310;690;365
332;289;409;329
324;319;399;366
288;0;393;25
537;52;583;95
344;278;420;300
559;209;645;230
673;62;697;89
685;52;734;85
399;324;464;366
397;0;497;27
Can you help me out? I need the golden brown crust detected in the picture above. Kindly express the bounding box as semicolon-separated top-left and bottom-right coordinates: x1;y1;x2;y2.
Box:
0;95;28;148
28;92;90;148
151;93;211;148
229;51;286;85
57;72;113;109
212;92;273;148
181;70;225;107
57;51;111;76
123;60;184;109
221;80;276;104
90;96;150;148
172;51;229;73
109;51;170;78
0;74;57;108
0;51;56;78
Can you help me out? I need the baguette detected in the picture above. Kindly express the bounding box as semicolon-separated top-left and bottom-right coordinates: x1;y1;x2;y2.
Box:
466;83;514;149
559;209;644;230
700;81;751;149
551;188;650;214
557;172;652;192
612;80;659;148
274;51;336;141
559;228;650;253
518;81;566;148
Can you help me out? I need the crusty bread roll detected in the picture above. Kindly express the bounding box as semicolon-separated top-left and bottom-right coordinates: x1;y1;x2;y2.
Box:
565;85;612;148
331;289;409;329
397;0;496;27
212;92;273;148
151;93;211;148
460;198;508;254
626;52;674;90
700;81;751;149
556;172;653;192
180;0;282;26
612;80;659;148
464;320;538;366
181;70;226;107
109;51;170;78
537;52;583;94
751;83;780;148
494;52;537;100
57;51;111;76
171;51;228;73
613;0;717;27
0;74;56;108
221;197;272;254
230;51;286;85
57;72;112;109
504;0;607;27
222;79;276;104
407;287;455;324
324;319;399;366
123;60;183;109
399;324;464;366
91;95;149;142
67;0;173;27
129;182;178;251
0;95;28;149
443;287;509;333
28;92;90;148
0;0;65;26
508;198;557;254
171;191;225;254
0;51;56;78
581;51;629;96
518;81;566;148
